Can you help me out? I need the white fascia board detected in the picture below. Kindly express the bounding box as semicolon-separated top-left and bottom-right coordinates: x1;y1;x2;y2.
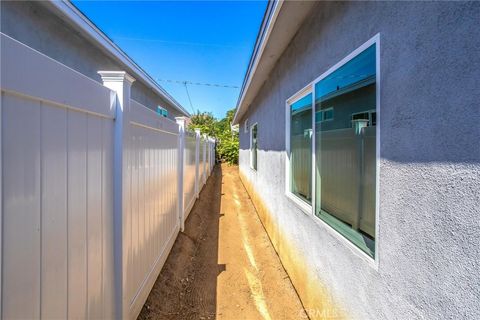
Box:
47;0;190;117
232;0;283;125
232;1;315;125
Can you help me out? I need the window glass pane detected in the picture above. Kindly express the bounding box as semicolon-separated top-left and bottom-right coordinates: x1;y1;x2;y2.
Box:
290;93;312;204
324;108;334;121
371;112;377;126
315;44;376;257
251;124;257;170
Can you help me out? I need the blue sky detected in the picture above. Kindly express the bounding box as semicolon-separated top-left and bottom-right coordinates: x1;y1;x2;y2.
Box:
72;1;267;119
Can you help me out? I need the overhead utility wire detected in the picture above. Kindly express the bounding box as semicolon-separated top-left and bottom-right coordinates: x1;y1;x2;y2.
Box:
157;79;240;115
182;82;195;114
157;79;240;89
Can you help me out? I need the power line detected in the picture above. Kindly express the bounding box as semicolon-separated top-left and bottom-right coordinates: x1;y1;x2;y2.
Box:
182;82;195;114
157;79;240;89
157;79;239;115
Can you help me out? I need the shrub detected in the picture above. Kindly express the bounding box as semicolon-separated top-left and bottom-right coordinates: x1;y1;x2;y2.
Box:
188;108;239;165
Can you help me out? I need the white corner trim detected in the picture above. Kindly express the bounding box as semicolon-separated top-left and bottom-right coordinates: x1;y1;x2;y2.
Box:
47;0;190;117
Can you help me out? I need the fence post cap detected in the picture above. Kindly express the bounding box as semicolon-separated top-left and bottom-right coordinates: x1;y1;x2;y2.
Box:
175;117;187;129
97;70;135;84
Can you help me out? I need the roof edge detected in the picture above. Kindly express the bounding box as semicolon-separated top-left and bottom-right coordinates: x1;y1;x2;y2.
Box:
48;0;190;117
232;1;315;125
232;0;283;125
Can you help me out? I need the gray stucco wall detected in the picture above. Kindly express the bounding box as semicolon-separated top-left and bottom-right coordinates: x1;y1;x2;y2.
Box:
0;1;184;120
239;1;480;319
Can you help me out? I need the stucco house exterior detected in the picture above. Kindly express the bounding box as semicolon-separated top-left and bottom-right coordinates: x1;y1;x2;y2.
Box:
233;1;480;319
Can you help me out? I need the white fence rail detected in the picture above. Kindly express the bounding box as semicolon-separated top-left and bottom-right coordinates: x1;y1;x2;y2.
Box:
0;33;215;320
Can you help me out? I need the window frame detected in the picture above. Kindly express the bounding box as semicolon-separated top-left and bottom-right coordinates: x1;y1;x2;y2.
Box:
249;122;258;171
284;34;380;266
285;85;314;214
157;106;168;117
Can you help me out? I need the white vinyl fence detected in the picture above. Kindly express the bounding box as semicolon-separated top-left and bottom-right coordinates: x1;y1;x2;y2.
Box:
0;33;215;320
183;131;198;221
124;99;181;318
317;127;376;238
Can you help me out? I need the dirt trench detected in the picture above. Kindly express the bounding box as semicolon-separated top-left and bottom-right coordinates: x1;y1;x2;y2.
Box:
138;164;307;320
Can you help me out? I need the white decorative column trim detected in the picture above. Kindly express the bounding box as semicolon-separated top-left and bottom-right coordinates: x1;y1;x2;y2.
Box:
98;71;135;111
98;70;135;320
98;70;136;84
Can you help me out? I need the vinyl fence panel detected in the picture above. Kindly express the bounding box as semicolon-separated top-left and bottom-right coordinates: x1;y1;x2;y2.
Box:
202;136;207;185
1;33;116;319
125;100;180;319
206;138;211;177
184;131;197;219
291;133;312;200
317;127;376;238
210;139;216;173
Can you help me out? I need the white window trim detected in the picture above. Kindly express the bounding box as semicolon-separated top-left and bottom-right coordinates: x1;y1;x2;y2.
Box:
249;122;258;171
284;34;381;268
285;85;313;214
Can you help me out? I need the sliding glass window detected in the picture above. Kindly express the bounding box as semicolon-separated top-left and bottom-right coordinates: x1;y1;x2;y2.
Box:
250;123;258;170
289;93;313;204
314;44;377;257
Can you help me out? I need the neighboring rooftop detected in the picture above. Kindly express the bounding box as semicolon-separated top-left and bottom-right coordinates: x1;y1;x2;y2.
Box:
48;0;190;117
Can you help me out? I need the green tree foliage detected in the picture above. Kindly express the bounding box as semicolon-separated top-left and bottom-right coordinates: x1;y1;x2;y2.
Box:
187;109;239;164
215;109;239;165
187;110;217;137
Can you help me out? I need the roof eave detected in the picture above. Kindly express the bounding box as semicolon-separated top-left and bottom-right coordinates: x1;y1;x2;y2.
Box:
232;0;315;125
47;0;190;117
232;0;282;125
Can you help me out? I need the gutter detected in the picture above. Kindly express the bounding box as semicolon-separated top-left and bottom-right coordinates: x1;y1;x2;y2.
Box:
232;0;283;125
48;0;190;117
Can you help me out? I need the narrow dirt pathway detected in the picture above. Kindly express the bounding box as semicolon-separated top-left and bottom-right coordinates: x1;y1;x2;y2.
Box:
138;164;307;320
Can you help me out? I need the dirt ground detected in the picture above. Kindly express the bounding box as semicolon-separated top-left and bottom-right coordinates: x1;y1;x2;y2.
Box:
138;164;307;320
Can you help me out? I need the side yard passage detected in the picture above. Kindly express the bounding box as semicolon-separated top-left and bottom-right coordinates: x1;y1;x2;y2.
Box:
139;164;307;320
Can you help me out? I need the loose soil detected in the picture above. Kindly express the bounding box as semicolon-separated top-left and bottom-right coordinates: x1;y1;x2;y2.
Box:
138;164;307;320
